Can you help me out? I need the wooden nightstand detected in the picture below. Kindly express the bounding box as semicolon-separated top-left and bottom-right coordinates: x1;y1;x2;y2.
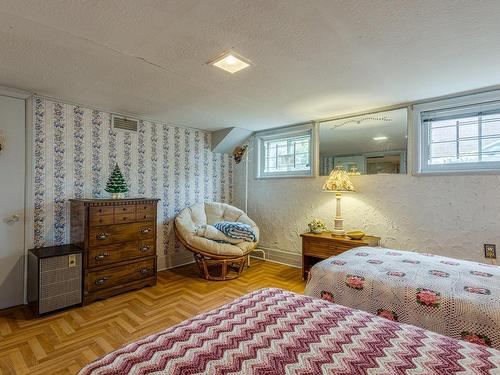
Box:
301;232;380;280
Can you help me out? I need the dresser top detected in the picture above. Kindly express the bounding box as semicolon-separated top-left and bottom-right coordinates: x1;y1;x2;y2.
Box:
69;198;160;205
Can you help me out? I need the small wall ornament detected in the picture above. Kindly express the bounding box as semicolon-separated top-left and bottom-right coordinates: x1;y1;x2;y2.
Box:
232;144;248;164
105;164;129;199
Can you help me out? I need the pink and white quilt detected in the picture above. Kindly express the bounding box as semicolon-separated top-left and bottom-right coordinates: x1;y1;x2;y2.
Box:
79;288;499;374
305;246;500;349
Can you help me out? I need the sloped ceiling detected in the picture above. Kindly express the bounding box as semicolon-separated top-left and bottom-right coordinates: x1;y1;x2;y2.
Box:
0;1;500;131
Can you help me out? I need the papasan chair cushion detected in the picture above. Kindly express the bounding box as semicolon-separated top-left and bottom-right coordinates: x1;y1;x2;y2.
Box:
175;202;259;258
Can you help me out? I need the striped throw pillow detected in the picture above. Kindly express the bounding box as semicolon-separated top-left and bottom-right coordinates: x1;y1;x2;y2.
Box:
214;221;257;242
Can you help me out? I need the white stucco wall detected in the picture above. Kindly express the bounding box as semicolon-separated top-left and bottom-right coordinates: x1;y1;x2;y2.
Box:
234;141;500;264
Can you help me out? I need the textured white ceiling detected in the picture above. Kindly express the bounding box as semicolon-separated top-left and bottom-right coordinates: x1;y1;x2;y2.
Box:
1;1;500;131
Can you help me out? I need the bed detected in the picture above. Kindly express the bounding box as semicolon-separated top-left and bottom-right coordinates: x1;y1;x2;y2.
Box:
79;288;499;374
305;246;500;349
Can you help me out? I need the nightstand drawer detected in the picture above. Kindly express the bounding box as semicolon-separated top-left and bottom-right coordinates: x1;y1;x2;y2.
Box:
304;240;348;258
300;231;381;280
334;243;363;253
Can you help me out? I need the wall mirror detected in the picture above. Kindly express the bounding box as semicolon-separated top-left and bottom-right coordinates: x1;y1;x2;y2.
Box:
319;108;408;175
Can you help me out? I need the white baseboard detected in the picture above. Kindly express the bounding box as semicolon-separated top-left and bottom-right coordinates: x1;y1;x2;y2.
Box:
157;247;302;272
250;246;301;268
157;259;195;272
157;253;195;271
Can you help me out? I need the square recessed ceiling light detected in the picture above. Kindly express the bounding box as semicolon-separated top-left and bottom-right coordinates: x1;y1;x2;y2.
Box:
373;136;388;141
209;51;250;74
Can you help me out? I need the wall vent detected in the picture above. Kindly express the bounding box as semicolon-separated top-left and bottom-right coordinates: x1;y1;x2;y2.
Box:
112;115;138;132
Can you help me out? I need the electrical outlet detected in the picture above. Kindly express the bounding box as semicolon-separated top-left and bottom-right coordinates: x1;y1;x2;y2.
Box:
68;254;76;268
484;244;496;259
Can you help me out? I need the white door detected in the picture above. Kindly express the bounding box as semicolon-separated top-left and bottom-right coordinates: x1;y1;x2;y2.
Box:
0;95;25;309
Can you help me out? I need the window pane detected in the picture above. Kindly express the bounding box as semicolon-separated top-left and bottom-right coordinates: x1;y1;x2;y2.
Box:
295;153;309;168
431;125;456;142
458;119;479;139
429;142;457;164
458;140;479;162
482;114;500;137
422;103;500;170
262;133;311;174
482;137;500;161
295;140;309;153
265;156;277;170
428;118;457;128
276;142;288;156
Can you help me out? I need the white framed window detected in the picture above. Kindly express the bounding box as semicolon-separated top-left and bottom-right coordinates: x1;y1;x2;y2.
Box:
415;92;500;173
256;123;317;178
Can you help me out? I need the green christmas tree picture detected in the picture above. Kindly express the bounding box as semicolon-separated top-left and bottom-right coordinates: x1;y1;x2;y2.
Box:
105;164;129;198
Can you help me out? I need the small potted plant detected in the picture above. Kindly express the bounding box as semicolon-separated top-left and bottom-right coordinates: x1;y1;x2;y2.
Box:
308;218;326;233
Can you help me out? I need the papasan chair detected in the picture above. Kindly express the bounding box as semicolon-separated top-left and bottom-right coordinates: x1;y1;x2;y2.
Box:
175;202;259;280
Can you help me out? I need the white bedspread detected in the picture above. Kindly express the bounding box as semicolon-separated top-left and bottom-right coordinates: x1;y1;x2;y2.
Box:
305;246;500;349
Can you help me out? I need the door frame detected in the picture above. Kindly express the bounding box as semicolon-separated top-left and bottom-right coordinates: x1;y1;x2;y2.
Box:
0;86;32;305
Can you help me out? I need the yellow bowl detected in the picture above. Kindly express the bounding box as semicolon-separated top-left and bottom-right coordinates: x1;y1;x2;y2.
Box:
346;231;365;240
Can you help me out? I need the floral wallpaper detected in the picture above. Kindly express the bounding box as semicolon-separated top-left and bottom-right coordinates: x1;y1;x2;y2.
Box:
32;96;233;261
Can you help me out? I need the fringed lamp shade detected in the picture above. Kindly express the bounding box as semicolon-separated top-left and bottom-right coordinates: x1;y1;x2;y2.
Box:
322;166;355;192
322;166;355;236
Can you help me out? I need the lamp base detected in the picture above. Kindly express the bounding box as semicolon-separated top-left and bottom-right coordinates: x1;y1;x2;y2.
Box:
331;192;345;236
331;228;345;236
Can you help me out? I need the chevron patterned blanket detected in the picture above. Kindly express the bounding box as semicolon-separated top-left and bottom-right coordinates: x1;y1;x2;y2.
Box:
214;221;257;242
79;288;499;374
305;247;500;349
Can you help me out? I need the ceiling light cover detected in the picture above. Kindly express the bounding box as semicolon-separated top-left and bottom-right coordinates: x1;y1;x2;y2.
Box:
211;51;250;74
373;136;388;141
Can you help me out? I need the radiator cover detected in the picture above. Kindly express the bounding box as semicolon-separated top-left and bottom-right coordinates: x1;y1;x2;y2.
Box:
28;245;83;316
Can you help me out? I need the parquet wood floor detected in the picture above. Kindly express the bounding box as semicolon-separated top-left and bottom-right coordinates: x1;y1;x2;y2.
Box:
0;260;304;375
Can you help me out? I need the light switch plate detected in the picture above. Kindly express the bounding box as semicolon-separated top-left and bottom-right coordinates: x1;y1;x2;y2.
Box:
484;244;496;259
68;254;76;268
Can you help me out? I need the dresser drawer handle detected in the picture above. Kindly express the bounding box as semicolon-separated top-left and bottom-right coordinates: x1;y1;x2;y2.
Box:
95;253;109;260
139;268;152;275
95;276;110;285
140;227;152;234
140;245;152;252
96;232;110;240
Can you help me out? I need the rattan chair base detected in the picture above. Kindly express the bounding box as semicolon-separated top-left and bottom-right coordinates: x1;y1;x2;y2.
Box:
194;253;247;281
174;225;255;281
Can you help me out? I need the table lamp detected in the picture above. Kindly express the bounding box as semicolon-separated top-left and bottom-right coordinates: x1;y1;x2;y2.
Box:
322;165;355;236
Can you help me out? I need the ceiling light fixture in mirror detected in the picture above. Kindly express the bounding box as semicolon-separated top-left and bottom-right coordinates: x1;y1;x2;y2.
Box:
319;108;408;176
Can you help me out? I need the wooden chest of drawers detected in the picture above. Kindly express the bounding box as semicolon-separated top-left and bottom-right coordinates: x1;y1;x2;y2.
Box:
301;231;380;280
70;198;160;304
